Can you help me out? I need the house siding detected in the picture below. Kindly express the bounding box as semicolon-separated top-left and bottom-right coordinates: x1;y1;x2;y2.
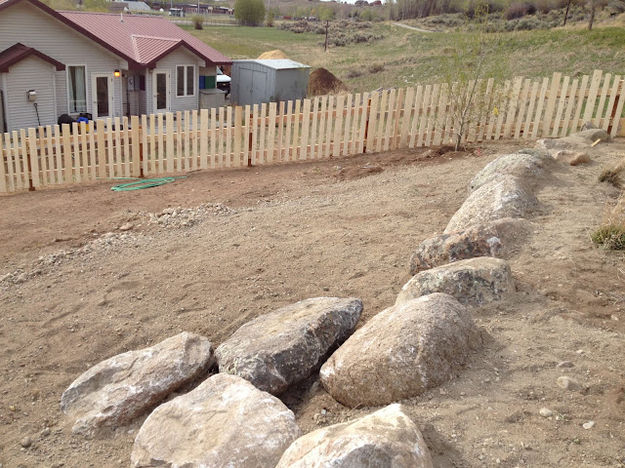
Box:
0;1;127;128
147;48;204;114
3;57;57;132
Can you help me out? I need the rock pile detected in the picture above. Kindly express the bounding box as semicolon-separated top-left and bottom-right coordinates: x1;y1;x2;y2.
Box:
59;135;594;465
147;203;236;228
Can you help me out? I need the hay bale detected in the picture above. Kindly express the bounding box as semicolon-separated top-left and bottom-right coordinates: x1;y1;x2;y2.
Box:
258;50;288;59
307;68;349;96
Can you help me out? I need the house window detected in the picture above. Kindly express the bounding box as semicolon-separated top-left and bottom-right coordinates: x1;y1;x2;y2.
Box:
68;65;87;113
176;65;195;97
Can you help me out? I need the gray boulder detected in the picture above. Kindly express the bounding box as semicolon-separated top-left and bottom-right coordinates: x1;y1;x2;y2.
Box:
445;176;538;233
215;297;363;395
398;257;514;307
60;332;213;436
469;152;548;192
131;374;300;468
409;218;529;274
320;293;481;408
276;404;433;468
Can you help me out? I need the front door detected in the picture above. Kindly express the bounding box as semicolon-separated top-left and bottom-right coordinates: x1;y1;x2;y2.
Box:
152;70;170;113
92;74;114;119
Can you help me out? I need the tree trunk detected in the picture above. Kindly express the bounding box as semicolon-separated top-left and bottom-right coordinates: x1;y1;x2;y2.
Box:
563;0;571;26
588;3;596;30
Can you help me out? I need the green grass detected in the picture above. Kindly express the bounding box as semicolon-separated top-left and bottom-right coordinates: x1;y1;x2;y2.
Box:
187;22;625;93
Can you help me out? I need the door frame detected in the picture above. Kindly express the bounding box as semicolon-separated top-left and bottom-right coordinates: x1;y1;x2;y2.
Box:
152;69;171;114
91;73;114;119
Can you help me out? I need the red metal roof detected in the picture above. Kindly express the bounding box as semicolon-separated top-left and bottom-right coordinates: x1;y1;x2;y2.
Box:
0;42;66;72
0;0;232;68
59;11;231;67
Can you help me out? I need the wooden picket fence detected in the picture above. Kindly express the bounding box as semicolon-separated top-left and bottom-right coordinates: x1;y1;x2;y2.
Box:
1;69;624;194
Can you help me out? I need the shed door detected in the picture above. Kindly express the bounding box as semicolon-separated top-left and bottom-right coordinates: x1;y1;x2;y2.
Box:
252;70;267;102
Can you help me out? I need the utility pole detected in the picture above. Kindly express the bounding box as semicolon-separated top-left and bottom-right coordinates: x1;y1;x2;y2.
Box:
324;20;329;52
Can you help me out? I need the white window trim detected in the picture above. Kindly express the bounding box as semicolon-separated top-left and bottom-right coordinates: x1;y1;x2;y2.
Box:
176;64;196;98
66;64;89;115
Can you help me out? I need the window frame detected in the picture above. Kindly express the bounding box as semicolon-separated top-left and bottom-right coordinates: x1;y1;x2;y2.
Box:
66;64;88;114
176;64;196;98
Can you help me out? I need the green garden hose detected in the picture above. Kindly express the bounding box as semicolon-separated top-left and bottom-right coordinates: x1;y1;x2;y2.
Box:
110;176;186;192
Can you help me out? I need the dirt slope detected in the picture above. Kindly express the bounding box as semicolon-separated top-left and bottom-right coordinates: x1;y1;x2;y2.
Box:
0;140;624;467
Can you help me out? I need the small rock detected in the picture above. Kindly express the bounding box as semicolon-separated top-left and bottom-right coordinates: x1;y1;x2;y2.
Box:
119;223;133;231
552;150;591;166
41;427;51;437
556;376;580;391
557;361;574;368
20;436;32;448
582;421;595;430
539;408;553;417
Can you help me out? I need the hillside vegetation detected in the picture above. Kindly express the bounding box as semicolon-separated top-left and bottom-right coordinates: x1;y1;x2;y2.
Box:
188;22;625;92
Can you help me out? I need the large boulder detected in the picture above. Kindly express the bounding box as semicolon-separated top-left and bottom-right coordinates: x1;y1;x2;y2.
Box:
276;404;433;468
60;332;213;436
444;176;538;233
468;152;548;192
215;297;363;395
320;293;481;408
409;217;529;274
398;257;514;307
131;374;300;468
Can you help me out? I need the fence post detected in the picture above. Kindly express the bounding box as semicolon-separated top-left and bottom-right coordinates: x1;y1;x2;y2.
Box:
131;115;141;178
362;96;372;153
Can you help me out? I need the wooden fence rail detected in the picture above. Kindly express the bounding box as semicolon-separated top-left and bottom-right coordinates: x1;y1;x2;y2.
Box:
2;69;624;194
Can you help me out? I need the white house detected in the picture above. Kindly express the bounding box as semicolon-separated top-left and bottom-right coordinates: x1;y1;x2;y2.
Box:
0;0;232;132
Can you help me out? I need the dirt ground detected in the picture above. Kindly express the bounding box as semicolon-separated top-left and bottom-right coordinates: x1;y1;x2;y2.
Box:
1;139;624;467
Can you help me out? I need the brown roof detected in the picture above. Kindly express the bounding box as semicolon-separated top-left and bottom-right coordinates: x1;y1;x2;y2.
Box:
0;42;66;72
0;0;232;68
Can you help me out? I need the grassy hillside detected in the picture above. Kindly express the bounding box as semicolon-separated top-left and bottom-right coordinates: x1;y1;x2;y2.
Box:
188;22;625;92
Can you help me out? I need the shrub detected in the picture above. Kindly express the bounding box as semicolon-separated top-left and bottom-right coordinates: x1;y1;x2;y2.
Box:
369;63;385;73
346;69;363;78
234;0;265;26
592;192;625;250
265;10;275;27
191;15;204;30
591;223;625;249
505;2;536;19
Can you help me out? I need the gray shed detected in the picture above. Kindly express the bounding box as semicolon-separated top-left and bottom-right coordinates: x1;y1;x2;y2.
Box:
231;59;310;106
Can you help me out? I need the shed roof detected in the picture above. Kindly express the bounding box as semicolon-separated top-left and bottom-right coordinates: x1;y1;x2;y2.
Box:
237;59;311;70
0;0;232;68
0;42;65;72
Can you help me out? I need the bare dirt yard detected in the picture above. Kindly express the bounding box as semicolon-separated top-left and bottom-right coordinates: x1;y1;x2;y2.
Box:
1;139;624;467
